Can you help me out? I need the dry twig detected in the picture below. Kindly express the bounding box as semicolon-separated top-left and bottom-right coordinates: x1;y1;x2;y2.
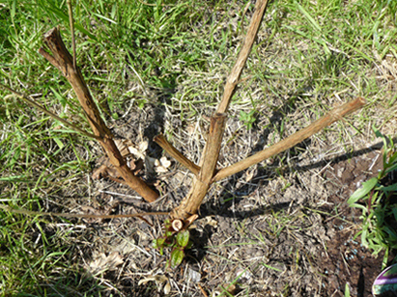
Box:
0;204;168;219
0;82;100;140
169;0;271;219
154;134;200;175
212;97;366;182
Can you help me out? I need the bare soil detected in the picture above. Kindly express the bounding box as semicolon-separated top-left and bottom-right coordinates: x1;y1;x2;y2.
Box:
58;102;393;297
321;150;385;297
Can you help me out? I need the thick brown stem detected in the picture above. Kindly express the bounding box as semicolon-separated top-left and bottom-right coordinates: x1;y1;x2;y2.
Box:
171;114;226;219
171;0;270;220
198;114;226;181
212;97;366;182
39;27;158;203
154;134;200;175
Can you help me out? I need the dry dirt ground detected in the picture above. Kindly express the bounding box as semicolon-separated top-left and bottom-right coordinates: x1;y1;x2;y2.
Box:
29;4;397;296
3;1;397;296
54;99;395;297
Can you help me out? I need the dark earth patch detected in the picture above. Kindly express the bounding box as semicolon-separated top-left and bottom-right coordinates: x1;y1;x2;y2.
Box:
322;151;385;297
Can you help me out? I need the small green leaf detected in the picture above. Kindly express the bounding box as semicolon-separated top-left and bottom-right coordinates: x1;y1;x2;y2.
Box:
385;162;397;174
387;151;397;166
347;177;378;205
373;125;383;138
239;110;256;129
53;137;64;149
380;183;397;193
0;175;26;182
369;192;380;207
50;87;68;108
164;219;171;228
186;240;193;249
176;230;190;248
170;248;185;268
349;203;367;213
361;229;368;247
239;111;247;120
8;146;21;169
154;238;166;249
137;99;147;109
11;0;16;19
344;283;350;297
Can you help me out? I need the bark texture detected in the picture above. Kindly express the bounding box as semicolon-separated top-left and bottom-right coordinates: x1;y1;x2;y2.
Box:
39;28;158;203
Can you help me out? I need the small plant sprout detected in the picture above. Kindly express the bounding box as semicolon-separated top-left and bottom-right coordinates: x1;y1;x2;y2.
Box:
239;110;257;130
344;282;351;297
153;216;195;268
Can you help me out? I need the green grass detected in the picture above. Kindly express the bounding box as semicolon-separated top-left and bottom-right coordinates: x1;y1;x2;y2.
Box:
348;131;397;267
1;0;397;295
